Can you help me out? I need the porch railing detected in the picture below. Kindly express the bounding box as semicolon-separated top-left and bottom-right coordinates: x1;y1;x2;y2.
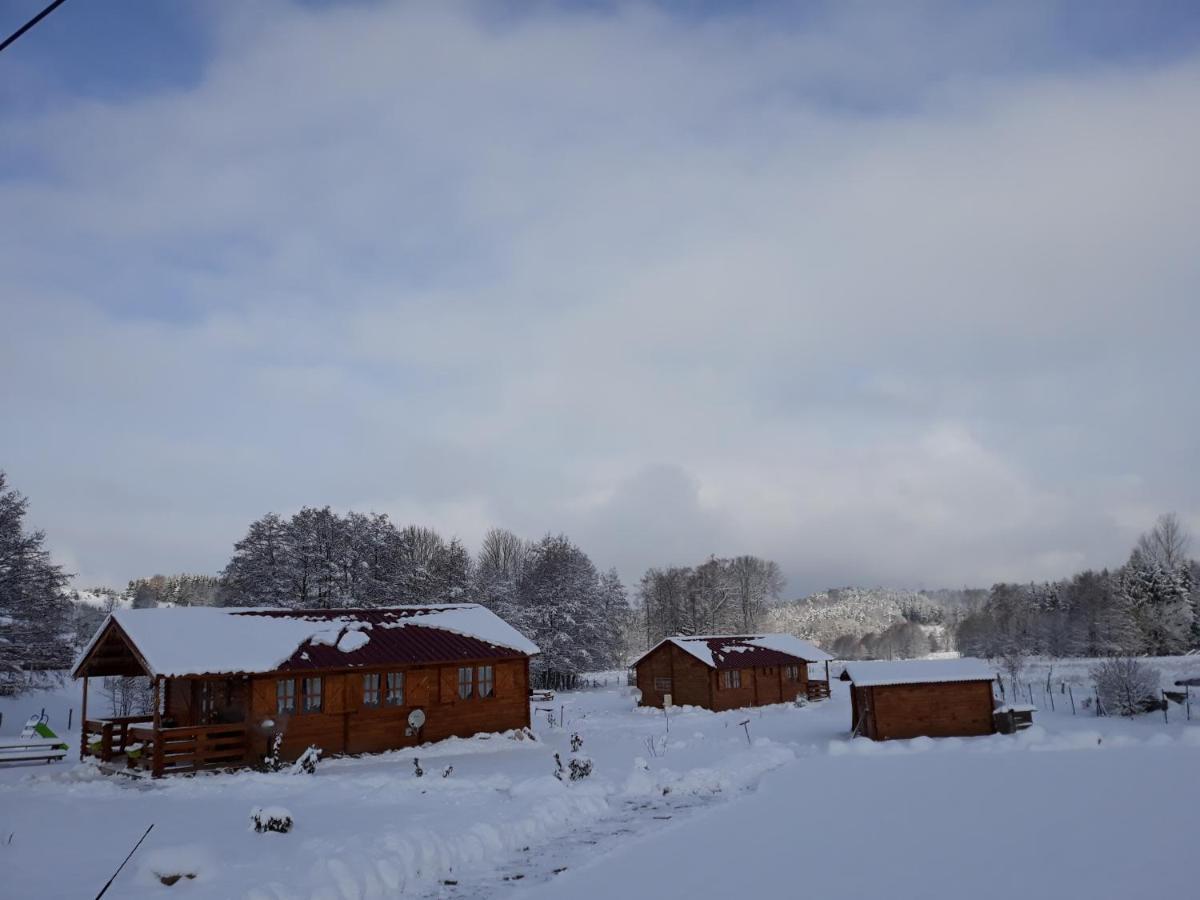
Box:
806;680;831;701
127;723;249;777
82;715;153;762
83;717;249;777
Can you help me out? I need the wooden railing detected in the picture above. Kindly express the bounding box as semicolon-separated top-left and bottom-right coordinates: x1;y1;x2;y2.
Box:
83;718;249;777
82;716;153;763
806;680;831;701
128;723;249;777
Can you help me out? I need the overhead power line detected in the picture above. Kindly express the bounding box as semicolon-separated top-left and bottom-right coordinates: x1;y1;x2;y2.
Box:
1;0;69;55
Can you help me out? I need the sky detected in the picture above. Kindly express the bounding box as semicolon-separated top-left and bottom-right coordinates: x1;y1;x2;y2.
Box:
2;0;1199;596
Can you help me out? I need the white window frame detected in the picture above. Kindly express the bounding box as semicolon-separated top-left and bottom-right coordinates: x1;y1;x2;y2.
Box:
457;666;474;700
363;672;381;707
276;678;296;715
386;671;404;706
478;665;494;699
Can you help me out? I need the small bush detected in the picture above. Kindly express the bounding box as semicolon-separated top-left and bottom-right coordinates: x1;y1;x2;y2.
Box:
568;757;593;781
249;806;293;834
259;734;284;773
1091;657;1161;717
289;745;321;775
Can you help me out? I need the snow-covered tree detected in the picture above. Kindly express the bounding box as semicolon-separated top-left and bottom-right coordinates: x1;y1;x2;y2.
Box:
0;472;73;681
1091;657;1161;716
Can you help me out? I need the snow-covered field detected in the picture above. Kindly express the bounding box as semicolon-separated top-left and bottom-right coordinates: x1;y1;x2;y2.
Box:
2;665;1198;899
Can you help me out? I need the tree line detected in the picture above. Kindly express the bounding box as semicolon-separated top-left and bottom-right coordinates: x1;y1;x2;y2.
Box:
956;514;1199;661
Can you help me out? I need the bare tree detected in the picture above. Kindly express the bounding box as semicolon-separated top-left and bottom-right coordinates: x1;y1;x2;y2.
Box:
1091;657;1161;716
728;555;784;632
1136;513;1192;571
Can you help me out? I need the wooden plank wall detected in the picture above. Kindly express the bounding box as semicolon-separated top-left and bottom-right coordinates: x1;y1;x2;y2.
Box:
246;657;530;762
868;680;995;740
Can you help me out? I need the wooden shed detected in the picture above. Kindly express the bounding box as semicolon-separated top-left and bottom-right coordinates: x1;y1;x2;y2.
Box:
633;634;834;711
71;604;538;776
841;658;997;741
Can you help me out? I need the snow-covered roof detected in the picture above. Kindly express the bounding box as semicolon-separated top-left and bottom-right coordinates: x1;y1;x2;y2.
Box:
73;604;539;679
633;634;833;670
842;658;995;687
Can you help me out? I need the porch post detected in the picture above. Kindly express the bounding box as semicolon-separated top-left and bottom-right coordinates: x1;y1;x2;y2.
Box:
80;676;88;761
153;676;161;730
152;676;163;778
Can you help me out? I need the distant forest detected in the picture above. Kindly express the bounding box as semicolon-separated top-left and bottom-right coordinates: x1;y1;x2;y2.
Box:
2;465;1198;697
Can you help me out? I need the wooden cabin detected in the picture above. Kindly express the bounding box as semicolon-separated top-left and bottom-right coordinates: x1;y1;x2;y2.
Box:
71;604;539;777
633;634;834;711
841;658;997;741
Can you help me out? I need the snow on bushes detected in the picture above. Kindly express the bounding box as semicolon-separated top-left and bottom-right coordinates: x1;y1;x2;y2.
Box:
289;745;321;775
250;806;294;834
1091;657;1163;716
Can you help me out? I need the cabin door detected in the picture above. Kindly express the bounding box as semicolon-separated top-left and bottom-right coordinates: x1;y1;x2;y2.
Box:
194;678;246;725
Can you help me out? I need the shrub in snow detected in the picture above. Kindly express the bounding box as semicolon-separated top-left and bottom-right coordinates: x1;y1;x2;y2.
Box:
249;806;293;834
413;758;424;777
259;733;284;773
1091;657;1162;716
570;732;583;753
554;752;593;781
442;765;453;778
289;745;321;775
568;756;593;781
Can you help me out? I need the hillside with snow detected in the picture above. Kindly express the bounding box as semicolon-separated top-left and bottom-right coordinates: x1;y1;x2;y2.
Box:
764;587;979;658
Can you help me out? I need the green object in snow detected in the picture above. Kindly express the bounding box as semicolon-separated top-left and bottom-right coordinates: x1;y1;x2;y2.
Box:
32;721;69;751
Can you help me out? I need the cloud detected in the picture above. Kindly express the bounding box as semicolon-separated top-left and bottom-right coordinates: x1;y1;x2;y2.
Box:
1;2;1198;593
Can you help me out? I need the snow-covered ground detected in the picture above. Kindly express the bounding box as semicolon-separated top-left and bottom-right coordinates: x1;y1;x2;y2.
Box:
1;666;1198;899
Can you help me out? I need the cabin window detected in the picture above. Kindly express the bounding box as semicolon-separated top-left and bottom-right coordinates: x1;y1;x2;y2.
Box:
478;665;494;699
654;677;672;692
276;678;296;715
362;673;381;707
721;670;741;689
386;672;404;706
458;666;473;699
784;665;799;682
302;676;323;713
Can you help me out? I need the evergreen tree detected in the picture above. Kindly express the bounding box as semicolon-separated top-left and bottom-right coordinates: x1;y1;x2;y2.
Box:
0;472;72;680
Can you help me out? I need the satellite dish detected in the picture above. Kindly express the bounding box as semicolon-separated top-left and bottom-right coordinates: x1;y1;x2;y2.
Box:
407;708;426;730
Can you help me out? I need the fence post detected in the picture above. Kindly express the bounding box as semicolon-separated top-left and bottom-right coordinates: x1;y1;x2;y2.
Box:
68;708;73;730
1068;685;1075;715
1187;686;1191;721
1162;691;1169;725
1027;683;1034;705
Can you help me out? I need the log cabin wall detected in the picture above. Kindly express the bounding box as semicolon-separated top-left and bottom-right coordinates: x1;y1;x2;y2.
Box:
634;644;712;708
636;648;817;712
709;666;756;711
867;680;995;740
247;657;530;762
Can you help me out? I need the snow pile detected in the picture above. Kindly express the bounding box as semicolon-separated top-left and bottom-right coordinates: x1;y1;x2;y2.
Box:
137;844;215;888
622;739;795;799
337;629;370;653
268;778;610;899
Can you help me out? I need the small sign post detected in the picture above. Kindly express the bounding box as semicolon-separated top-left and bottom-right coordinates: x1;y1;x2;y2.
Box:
663;694;672;732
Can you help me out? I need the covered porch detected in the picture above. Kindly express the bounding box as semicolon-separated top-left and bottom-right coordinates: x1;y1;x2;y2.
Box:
74;619;251;777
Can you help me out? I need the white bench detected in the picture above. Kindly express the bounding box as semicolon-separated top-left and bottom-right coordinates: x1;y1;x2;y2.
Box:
0;740;68;765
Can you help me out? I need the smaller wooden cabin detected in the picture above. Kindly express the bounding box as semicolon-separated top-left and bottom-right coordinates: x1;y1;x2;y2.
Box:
633;634;834;711
841;658;997;741
72;604;539;776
